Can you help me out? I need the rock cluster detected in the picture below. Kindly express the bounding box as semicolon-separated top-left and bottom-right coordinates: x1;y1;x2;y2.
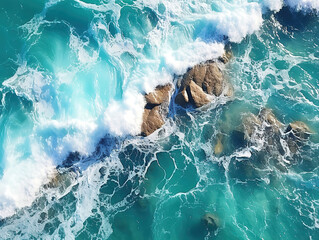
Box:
140;50;233;136
175;62;233;108
242;108;312;155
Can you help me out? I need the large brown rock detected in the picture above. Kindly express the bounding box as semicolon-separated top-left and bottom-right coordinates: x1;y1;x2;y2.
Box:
187;81;211;108
145;84;172;105
175;61;232;108
141;106;165;136
183;62;224;96
141;84;173;136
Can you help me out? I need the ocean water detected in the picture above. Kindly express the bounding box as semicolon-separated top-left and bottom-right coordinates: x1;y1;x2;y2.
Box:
0;0;319;239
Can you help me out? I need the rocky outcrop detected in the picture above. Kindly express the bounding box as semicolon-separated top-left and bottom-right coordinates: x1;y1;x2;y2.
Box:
141;84;173;136
242;108;312;157
175;61;233;108
141;49;233;136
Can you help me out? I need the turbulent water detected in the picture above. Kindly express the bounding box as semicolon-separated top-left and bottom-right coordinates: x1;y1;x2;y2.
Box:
0;0;319;239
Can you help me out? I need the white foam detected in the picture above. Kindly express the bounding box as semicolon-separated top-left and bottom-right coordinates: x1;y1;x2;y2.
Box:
285;0;319;11
206;3;264;43
0;143;55;218
263;0;284;12
103;90;145;136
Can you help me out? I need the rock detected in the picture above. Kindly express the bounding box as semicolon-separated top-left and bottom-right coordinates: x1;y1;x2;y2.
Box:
202;213;219;232
218;50;232;64
285;121;312;140
218;45;232;64
184;62;224;96
187;80;211;108
214;134;223;155
225;83;234;97
44;170;76;189
141;106;165;136
258;108;283;131
285;121;312;154
145;84;172;105
175;89;189;107
243;109;284;140
243;113;261;139
175;61;232;108
141;84;173;136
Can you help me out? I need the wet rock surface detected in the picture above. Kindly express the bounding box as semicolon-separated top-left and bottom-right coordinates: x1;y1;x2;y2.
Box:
175;61;233;108
141;84;173;136
242;108;312;165
141;49;233;136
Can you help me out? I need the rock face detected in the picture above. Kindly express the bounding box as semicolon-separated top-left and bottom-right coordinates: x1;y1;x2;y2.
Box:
144;84;172;105
141;106;165;137
175;62;232;108
141;84;173;136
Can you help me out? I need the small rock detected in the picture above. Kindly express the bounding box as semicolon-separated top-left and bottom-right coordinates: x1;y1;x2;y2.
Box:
218;47;232;64
141;84;173;136
214;134;223;155
175;89;189;107
258;108;283;131
202;213;219;232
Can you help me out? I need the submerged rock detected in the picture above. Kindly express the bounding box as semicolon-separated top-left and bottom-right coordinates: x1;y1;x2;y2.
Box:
243;113;262;139
214;134;224;155
285;121;312;140
44;170;76;190
285;121;312;154
201;213;219;232
175;61;233;108
242;109;313;168
141;84;173;136
259;108;283;131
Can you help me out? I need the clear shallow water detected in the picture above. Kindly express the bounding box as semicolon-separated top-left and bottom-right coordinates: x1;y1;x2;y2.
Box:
0;0;319;239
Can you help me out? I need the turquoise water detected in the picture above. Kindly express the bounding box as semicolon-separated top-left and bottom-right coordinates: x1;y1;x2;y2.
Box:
0;0;319;239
